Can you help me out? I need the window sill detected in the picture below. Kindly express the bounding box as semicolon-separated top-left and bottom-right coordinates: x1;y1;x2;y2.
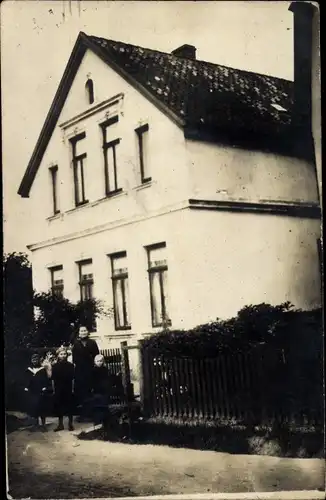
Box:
66;192;127;215
152;321;172;329
115;326;132;332
47;212;62;222
133;180;153;192
105;188;124;198
104;333;135;338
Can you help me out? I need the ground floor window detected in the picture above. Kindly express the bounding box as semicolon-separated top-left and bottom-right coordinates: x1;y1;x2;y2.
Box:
110;252;131;330
50;265;64;298
146;243;171;328
77;259;96;330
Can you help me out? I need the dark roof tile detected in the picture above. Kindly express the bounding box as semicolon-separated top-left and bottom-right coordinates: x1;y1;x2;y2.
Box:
87;35;293;138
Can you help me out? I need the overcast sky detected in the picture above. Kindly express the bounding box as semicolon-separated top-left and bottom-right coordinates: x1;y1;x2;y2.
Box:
2;0;293;254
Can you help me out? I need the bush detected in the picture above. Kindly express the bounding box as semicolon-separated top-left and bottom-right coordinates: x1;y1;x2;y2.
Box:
143;302;322;358
32;292;112;347
4;252;113;349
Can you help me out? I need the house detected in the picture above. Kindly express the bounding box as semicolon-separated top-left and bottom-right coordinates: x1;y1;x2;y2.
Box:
18;2;321;353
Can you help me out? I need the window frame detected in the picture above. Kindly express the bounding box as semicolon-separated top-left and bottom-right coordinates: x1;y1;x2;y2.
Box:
70;132;88;207
135;123;151;184
146;243;171;328
85;79;94;105
50;265;64;298
49;165;60;215
100;116;122;197
110;251;131;331
77;258;94;302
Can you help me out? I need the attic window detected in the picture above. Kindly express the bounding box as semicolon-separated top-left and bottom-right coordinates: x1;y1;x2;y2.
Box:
271;103;287;112
85;79;94;105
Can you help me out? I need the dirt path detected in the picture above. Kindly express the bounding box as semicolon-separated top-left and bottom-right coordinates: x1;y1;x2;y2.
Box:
6;415;325;499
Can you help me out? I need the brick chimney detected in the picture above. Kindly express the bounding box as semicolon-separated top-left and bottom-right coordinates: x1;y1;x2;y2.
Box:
172;44;196;60
288;1;317;135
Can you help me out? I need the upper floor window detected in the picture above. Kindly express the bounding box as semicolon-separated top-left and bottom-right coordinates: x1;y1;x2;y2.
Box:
110;252;131;330
70;132;88;207
50;265;64;298
78;259;94;301
85;79;94;105
49;165;60;215
100;116;121;196
146;243;171;328
135;124;151;184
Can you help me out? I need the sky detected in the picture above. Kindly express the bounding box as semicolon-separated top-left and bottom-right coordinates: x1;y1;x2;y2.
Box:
1;0;293;254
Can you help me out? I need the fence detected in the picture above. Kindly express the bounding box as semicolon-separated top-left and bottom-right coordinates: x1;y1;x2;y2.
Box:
140;343;323;426
100;348;123;376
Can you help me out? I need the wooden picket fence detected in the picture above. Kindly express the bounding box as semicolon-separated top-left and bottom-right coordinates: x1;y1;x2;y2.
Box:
140;343;323;426
100;348;123;376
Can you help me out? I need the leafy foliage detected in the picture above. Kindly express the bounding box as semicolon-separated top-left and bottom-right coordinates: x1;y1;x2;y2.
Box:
32;291;112;347
4;252;113;349
143;302;322;358
3;252;34;349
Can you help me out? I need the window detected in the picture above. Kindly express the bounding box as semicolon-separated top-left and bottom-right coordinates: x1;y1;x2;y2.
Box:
110;252;131;330
146;243;171;328
50;266;64;298
49;165;60;215
135;124;151;183
85;79;94;104
78;259;94;301
70;132;88;207
100;116;121;196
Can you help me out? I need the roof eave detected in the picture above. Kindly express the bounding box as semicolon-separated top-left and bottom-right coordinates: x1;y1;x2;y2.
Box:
18;33;185;198
184;123;315;161
18;33;90;198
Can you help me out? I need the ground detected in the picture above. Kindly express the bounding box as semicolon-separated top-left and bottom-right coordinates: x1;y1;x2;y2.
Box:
6;413;325;499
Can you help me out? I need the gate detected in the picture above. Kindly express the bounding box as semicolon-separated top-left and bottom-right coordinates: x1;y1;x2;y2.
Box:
100;343;133;404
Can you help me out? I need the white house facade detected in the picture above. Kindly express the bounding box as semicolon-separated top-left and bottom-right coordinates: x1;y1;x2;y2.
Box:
19;3;321;355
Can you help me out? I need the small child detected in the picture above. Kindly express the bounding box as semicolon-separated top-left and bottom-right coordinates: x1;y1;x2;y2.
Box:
51;346;75;432
24;353;52;430
86;354;110;425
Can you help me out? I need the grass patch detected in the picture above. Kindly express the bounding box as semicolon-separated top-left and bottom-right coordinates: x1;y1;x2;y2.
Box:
78;417;324;458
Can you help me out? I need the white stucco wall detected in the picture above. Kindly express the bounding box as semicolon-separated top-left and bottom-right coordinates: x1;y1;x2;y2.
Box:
186;139;319;204
27;48;188;246
174;209;321;328
30;205;321;348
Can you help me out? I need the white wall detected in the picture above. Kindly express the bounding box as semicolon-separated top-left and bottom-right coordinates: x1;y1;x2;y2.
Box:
174;209;321;327
186;139;319;204
31;205;321;348
28;48;188;246
30;207;189;348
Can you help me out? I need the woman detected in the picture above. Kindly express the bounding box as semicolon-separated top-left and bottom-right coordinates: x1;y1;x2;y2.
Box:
24;353;52;430
51;346;75;432
72;325;99;413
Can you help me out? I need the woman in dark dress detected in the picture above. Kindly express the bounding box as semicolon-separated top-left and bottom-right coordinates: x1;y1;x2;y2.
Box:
72;325;99;415
51;347;75;432
24;353;52;430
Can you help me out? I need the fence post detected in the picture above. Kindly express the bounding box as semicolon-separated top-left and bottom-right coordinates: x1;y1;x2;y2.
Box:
120;341;133;403
137;339;149;416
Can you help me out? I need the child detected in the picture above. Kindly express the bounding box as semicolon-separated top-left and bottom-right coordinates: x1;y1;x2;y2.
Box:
86;354;110;425
51;346;75;432
24;353;52;430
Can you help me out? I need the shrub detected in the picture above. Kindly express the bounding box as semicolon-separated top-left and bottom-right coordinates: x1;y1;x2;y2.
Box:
143;302;322;358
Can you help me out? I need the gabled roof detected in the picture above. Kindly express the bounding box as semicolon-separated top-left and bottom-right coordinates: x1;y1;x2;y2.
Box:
18;32;297;198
